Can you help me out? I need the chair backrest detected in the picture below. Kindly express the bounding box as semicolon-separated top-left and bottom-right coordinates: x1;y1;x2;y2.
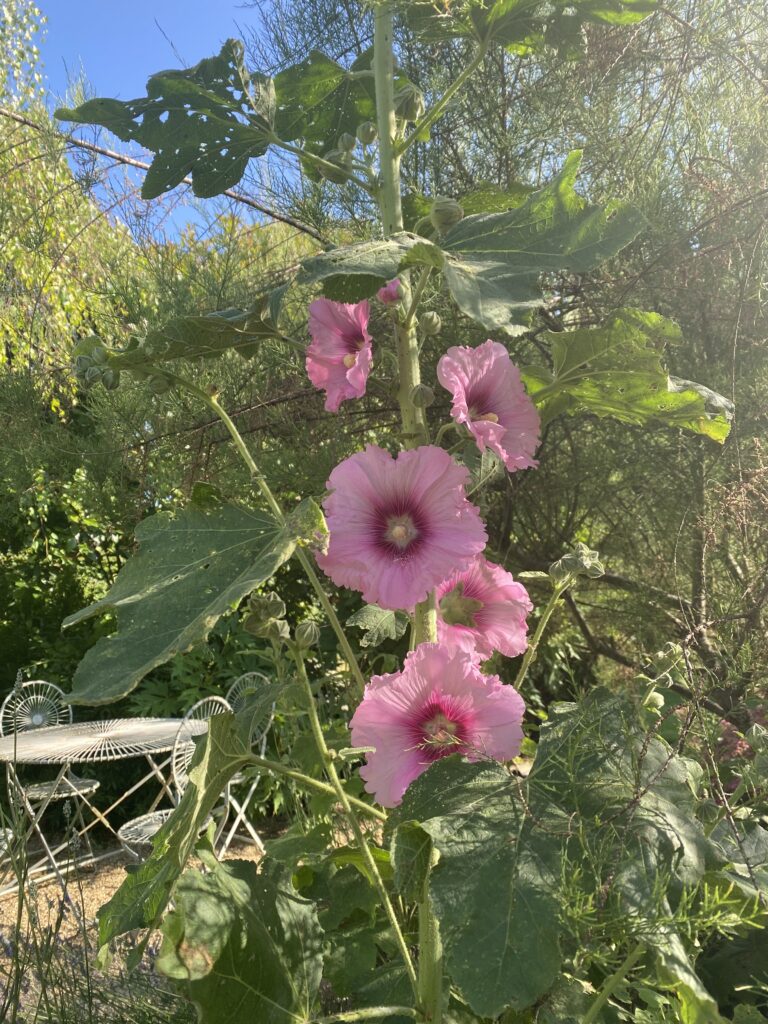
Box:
225;672;276;751
0;681;72;737
171;695;232;797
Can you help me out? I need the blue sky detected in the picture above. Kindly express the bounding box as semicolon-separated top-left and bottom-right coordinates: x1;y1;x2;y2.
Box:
40;0;254;104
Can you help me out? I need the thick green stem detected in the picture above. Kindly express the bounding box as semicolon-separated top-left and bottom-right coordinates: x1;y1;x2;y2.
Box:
583;942;645;1024
292;650;419;999
163;373;367;696
513;582;567;690
247;753;385;821
374;6;403;237
417;852;444;1023
314;1010;418;1024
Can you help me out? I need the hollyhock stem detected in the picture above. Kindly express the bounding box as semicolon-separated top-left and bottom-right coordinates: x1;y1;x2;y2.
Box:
292;649;419;1000
418;852;444;1024
161;371;368;696
513;581;568;690
246;753;385;821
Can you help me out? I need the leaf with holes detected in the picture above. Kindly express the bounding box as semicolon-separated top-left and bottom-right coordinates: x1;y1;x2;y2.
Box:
63;502;309;704
56;40;272;199
521;309;733;441
297;234;425;302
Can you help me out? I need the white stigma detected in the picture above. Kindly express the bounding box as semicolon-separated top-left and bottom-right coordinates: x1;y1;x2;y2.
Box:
385;514;419;550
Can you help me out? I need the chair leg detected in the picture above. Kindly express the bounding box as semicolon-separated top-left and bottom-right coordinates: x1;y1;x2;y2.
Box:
220;779;265;856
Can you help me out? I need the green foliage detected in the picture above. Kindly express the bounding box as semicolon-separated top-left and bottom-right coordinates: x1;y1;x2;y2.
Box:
157;855;323;1024
523;309;733;441
56;40;272;199
346;604;410;647
63;500;318;704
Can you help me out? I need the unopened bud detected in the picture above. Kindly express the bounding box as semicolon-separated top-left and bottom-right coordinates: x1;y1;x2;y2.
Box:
248;591;286;620
356;121;377;146
101;368;120;390
430;196;464;234
91;346;108;365
420;311;442;336
338;132;356;152
411;383;435;408
75;355;93;374
394;83;425;123
295;621;321;649
319;148;354;184
549;543;604;585
262;618;290;642
85;365;102;384
148;374;172;395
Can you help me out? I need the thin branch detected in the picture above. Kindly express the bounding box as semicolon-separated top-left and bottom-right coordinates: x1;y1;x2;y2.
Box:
0;105;329;245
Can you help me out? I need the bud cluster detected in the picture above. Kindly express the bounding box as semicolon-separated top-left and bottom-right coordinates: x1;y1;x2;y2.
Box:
73;344;120;390
243;591;290;641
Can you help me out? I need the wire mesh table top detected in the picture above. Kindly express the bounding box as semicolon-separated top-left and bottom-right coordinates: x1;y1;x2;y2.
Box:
0;717;208;765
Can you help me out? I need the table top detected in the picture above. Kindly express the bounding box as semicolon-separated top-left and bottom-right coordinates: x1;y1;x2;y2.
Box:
0;717;208;765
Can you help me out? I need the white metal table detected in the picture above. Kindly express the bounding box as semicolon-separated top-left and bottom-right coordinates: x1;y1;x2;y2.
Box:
0;717;207;896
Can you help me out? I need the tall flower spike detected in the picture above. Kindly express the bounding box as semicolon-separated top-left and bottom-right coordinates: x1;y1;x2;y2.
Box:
306;298;373;412
437;339;540;472
316;444;487;610
436;556;532;660
350;643;525;807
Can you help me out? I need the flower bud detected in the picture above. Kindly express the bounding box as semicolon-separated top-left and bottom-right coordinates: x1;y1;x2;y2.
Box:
85;365;102;384
319;148;354;184
91;346;108;365
74;354;93;374
338;132;356;152
101;368;120;390
430;196;464;234
356;121;377;146
377;278;403;305
549;542;604;585
420;311;442;336
247;591;286;620
295;620;321;649
262;618;290;642
394;83;425;123
410;383;435;408
148;374;172;395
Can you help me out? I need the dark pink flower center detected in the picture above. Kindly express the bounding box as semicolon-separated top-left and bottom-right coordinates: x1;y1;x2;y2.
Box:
412;694;473;762
465;384;499;423
371;501;428;560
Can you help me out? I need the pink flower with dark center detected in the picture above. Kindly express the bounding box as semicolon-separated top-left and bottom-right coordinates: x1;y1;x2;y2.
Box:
306;298;373;412
435;556;532;660
316;444;487;610
350;643;525;807
437;339;540;472
377;278;402;305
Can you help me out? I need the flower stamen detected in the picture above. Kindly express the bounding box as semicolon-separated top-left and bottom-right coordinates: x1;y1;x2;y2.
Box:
385;514;419;549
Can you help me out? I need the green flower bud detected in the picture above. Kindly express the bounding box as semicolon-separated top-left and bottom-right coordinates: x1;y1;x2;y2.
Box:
338;132;356;152
74;354;93;374
262;618;290;642
148;374;172;395
101;368;120;390
410;383;435;408
295;620;321;649
91;346;108;365
549;542;605;585
319;148;354;184
394;83;425;123
85;365;102;384
420;311;442;336
430;196;464;234
356;121;377;146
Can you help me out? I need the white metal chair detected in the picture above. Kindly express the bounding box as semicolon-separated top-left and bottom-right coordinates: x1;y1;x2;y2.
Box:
218;673;276;855
0;681;101;864
117;696;232;860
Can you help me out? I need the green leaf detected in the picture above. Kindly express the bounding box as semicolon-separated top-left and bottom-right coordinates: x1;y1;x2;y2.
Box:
98;711;260;953
391;821;433;902
55;40;272;199
346;604;410;647
522;309;733;440
297;234;423;301
438;152;645;334
263;822;333;865
114;291;286;370
157;859;323;1023
63;502;305;704
389;758;563;1017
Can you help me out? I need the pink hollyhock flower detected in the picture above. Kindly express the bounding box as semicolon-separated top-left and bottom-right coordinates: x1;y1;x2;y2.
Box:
435;556;532;660
316;444;487;610
377;278;402;305
350;643;525;807
306;298;373;412
437;339;540;472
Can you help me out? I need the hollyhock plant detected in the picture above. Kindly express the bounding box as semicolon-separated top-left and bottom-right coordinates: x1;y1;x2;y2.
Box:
437;339;541;472
316;444;487;610
377;278;402;305
350;642;525;807
436;556;532;660
306;298;373;412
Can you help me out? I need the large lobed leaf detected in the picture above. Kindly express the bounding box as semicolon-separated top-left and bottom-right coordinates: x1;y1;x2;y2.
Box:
55;40;272;199
522;308;734;441
157;858;323;1024
299;152;645;334
63;499;325;704
389;691;731;1019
